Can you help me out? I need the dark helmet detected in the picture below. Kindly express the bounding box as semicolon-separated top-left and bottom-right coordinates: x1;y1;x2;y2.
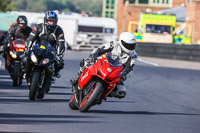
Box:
16;15;28;30
44;11;58;30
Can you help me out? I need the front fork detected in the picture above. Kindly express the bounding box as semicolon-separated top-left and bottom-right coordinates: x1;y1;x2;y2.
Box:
72;85;82;108
73;80;96;107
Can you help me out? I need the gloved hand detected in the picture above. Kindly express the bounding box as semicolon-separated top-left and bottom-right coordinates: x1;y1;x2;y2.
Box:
55;55;64;69
7;42;11;47
88;54;96;63
24;47;29;56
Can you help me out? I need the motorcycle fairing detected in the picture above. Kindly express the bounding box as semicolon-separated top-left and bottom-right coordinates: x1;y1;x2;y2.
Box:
78;54;123;92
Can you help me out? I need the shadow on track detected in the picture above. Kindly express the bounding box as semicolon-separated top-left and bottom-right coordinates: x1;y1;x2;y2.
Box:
51;86;71;89
0;131;41;133
0;113;101;124
103;100;135;103
89;110;200;116
47;92;72;95
37;98;70;103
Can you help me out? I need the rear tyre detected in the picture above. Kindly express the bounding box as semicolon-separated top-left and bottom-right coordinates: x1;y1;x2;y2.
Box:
13;63;21;86
79;81;104;112
29;71;40;100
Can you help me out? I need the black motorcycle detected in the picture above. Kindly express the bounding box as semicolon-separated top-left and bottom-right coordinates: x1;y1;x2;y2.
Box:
8;39;26;86
27;41;56;100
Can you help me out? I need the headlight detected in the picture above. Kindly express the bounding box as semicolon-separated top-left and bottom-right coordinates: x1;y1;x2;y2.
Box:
10;51;17;58
31;54;37;63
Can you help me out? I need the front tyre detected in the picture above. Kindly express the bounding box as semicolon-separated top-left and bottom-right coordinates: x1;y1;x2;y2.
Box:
29;71;40;100
69;86;79;110
37;74;52;99
13;63;21;86
79;81;104;112
69;95;79;110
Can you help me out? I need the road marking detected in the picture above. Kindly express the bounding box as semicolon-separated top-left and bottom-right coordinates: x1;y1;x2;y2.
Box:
138;58;159;66
0;79;12;81
0;75;10;78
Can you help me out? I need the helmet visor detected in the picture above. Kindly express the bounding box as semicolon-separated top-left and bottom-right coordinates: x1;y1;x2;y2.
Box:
48;20;57;26
121;40;136;50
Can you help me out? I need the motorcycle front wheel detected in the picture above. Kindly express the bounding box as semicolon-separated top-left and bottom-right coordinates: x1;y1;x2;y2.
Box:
13;63;21;86
29;71;40;100
79;80;104;112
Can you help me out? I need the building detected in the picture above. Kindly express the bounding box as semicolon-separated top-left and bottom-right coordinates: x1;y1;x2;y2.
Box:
185;0;200;43
102;0;118;19
116;0;186;34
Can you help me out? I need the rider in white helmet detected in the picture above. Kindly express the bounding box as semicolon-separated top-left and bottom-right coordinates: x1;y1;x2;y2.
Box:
70;32;138;98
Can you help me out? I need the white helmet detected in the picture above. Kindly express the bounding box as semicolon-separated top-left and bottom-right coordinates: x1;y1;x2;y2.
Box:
119;32;137;54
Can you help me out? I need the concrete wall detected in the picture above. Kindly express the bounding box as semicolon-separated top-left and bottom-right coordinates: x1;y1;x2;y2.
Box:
136;43;200;61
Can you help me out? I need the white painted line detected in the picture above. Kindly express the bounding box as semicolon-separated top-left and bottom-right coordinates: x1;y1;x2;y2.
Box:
0;75;10;78
0;79;12;82
138;58;159;66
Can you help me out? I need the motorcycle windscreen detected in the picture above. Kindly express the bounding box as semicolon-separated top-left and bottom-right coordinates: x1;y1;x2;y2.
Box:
11;39;26;52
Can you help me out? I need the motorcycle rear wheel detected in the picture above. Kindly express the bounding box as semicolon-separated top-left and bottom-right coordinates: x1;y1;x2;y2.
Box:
29;71;40;100
79;80;104;112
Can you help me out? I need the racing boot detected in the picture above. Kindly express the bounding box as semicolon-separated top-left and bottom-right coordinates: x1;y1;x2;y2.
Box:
56;71;61;78
55;70;61;78
109;83;126;99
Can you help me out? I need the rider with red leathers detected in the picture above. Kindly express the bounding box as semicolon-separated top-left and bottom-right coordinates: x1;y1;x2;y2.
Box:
4;15;32;72
25;11;65;85
70;32;138;98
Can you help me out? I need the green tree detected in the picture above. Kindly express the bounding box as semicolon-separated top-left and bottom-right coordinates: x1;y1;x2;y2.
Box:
0;0;16;12
71;0;102;16
11;0;103;16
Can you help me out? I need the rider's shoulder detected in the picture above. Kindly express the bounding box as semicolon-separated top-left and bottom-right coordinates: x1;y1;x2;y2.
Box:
130;50;138;59
32;23;43;31
9;25;17;30
27;26;32;31
34;23;44;32
56;25;64;32
37;23;43;28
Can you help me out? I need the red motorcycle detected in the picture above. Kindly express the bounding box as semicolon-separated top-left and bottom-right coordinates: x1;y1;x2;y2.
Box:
69;53;123;112
6;39;26;86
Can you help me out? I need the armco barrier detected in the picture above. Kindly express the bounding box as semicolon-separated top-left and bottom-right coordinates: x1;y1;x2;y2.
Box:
135;43;200;62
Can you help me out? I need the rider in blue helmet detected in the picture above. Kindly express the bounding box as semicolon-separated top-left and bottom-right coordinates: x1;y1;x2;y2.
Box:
26;11;65;85
44;11;58;30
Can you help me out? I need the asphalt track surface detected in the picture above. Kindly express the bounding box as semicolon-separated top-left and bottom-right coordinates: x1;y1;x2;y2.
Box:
0;50;200;133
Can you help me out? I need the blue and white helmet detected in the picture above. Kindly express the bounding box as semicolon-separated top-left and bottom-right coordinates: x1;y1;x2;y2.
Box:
44;11;58;30
119;32;137;54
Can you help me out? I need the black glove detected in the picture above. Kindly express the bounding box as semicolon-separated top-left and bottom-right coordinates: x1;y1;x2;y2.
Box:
88;54;97;63
24;47;29;55
57;60;64;69
55;55;64;69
